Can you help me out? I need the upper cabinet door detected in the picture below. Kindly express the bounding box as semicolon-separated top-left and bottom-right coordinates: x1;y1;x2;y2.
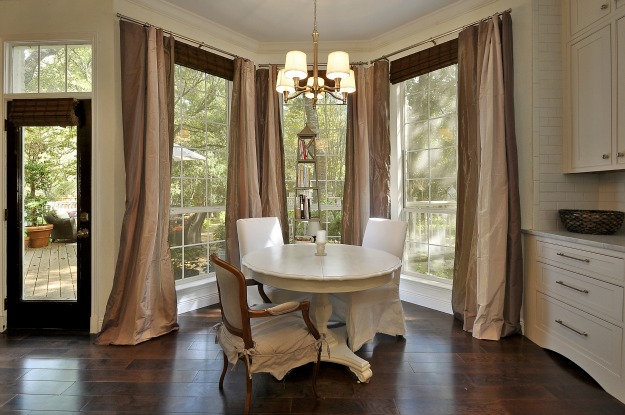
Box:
570;25;612;170
617;17;625;165
570;0;611;36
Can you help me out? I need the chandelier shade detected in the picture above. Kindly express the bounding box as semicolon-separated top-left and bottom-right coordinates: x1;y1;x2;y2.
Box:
284;51;308;80
326;51;350;79
276;0;355;108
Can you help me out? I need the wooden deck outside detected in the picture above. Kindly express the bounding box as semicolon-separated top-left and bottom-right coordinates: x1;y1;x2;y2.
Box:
23;242;77;301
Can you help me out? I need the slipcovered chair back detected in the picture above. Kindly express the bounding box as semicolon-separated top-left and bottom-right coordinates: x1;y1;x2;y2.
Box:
362;218;408;259
237;217;284;259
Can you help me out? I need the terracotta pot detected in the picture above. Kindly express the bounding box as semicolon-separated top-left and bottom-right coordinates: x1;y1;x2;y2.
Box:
24;236;30;250
25;224;54;248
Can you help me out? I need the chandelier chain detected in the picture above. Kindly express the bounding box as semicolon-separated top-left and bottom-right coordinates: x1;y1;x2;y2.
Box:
313;0;318;33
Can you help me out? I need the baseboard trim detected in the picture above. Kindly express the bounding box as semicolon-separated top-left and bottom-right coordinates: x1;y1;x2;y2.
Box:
399;275;453;315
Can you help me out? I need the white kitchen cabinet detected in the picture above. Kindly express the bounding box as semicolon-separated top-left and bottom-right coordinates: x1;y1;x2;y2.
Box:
565;2;625;172
569;25;612;170
524;231;625;404
570;0;611;36
618;16;625;166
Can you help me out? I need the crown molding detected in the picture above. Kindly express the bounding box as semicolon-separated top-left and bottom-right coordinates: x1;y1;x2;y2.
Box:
369;0;500;52
123;0;262;57
123;0;504;61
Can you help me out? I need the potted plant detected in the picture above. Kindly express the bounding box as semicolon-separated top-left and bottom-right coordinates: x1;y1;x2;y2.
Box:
23;136;57;249
24;195;53;248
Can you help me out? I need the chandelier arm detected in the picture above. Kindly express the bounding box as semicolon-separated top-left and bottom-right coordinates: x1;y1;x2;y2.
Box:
325;90;346;102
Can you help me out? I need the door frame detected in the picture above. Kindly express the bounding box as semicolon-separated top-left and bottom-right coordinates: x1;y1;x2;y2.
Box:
5;99;92;331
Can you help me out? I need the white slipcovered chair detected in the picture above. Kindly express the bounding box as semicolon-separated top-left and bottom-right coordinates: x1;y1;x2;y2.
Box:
236;217;308;304
329;218;408;351
210;254;322;415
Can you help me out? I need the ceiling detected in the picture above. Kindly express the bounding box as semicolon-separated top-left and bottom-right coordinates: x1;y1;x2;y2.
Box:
164;0;461;43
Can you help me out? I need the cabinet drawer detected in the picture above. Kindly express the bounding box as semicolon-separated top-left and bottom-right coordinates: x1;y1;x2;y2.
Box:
570;0;611;36
537;263;624;322
537;240;625;285
537;293;622;374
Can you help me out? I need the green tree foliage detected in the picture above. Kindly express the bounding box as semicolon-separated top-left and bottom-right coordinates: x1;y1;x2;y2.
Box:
23;126;77;225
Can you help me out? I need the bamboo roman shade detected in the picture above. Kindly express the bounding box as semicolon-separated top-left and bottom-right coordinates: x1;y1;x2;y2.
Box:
8;98;79;127
389;38;458;84
174;40;234;81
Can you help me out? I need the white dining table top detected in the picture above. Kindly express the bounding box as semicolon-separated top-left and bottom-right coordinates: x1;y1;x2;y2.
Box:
241;243;401;293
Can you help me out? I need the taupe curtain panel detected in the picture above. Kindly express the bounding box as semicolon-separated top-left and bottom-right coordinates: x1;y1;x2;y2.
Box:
255;66;289;243
452;12;522;340
224;58;262;268
96;21;178;345
8;98;79;127
341;60;391;245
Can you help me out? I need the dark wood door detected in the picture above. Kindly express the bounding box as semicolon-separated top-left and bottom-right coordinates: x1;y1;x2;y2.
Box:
6;99;91;330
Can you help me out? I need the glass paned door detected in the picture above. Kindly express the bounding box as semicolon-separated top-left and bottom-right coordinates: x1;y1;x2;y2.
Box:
6;100;91;330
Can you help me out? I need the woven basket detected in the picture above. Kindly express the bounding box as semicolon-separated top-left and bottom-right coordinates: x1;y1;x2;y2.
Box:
558;209;624;235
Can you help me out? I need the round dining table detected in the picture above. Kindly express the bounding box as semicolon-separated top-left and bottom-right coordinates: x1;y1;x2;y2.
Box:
241;243;402;382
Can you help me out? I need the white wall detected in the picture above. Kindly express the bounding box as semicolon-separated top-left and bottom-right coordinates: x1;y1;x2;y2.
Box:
0;0;536;330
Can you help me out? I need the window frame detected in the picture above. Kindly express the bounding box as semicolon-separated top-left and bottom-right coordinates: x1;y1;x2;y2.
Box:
282;95;347;242
398;64;458;286
6;41;93;94
170;63;232;285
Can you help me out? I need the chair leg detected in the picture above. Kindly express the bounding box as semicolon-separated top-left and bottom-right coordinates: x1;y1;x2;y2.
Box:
219;351;228;390
245;367;252;415
312;349;321;399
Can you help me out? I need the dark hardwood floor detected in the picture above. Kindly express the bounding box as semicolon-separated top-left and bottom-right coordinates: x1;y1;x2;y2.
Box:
0;302;624;414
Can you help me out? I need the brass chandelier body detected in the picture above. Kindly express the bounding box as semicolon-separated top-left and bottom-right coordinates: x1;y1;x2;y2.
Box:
276;0;356;108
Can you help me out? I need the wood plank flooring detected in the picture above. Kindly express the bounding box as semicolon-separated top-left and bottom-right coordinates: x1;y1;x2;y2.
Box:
23;242;77;300
1;302;624;414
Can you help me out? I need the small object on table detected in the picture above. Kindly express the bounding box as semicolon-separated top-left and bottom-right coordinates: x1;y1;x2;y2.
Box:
315;230;327;256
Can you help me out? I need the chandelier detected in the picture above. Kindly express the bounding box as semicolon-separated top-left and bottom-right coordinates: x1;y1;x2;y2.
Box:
276;0;356;108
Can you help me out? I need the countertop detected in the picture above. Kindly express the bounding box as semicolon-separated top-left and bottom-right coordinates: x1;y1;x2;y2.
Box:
523;229;625;253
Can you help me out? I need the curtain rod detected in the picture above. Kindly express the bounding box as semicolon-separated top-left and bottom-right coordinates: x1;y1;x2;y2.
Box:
371;8;512;63
116;13;242;59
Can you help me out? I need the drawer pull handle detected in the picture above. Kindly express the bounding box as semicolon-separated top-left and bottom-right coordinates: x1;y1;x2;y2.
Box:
556;252;590;263
556;280;589;293
556;319;588;337
601;3;609;10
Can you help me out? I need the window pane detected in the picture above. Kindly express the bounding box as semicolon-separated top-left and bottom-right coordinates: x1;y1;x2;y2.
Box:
405;121;429;150
67;45;92;92
406;150;429;179
12;45;39;93
182;178;207;207
39;45;66;93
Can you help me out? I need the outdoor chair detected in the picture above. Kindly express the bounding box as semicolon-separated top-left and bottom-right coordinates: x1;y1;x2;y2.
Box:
43;209;77;242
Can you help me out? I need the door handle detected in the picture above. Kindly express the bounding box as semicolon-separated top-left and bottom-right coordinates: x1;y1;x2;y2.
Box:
76;228;89;239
